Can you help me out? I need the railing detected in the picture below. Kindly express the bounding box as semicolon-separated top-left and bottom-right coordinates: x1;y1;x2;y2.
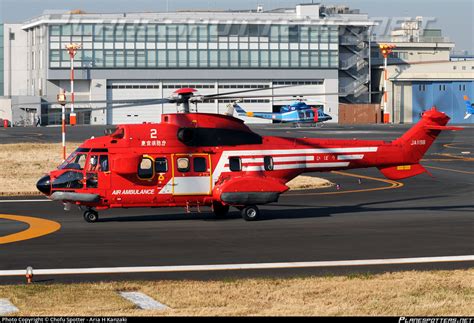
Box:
339;51;368;70
345;70;369;84
339;80;368;96
339;55;359;70
371;35;452;43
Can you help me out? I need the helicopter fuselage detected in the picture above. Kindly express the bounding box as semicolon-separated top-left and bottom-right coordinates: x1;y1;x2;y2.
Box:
36;109;455;222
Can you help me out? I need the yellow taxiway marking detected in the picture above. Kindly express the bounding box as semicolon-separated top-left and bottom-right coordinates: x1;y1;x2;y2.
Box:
443;143;473;150
424;165;474;175
0;214;61;245
431;153;474;161
288;171;403;196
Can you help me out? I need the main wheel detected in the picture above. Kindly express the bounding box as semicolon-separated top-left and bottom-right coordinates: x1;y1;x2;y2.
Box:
213;202;230;218
83;210;99;223
241;205;260;221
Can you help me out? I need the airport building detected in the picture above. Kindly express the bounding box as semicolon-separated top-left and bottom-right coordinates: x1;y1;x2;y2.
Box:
1;6;472;126
371;18;474;124
2;4;375;125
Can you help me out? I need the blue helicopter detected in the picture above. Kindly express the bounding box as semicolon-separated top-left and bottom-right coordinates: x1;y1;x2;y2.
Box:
232;99;332;126
464;95;474;119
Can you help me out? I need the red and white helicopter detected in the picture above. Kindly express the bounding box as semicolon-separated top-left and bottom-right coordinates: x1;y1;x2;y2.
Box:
36;87;461;222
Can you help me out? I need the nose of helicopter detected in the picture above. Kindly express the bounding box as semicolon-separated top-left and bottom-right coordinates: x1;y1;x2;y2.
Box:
36;175;51;195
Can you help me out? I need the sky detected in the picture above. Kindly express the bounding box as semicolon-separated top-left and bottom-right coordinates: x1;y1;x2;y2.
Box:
1;0;473;53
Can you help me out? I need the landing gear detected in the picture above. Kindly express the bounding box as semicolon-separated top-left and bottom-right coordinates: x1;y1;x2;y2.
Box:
241;205;260;221
213;202;230;218
83;209;99;223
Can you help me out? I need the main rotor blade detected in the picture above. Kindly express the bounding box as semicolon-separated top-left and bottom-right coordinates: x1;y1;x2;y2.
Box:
11;98;173;107
207;92;346;100
202;84;307;98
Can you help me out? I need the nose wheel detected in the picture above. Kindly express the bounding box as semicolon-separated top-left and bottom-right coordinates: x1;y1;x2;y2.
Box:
83;209;99;223
241;205;260;221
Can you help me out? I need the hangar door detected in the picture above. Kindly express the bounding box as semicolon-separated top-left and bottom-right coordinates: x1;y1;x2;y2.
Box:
107;81;162;124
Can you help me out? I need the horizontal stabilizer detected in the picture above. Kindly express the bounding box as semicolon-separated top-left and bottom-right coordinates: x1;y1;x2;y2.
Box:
378;164;429;180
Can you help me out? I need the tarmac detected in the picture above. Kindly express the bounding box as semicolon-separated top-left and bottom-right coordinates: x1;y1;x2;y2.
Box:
0;123;472;283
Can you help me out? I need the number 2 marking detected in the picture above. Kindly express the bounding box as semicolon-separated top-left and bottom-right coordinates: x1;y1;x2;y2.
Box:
150;129;157;139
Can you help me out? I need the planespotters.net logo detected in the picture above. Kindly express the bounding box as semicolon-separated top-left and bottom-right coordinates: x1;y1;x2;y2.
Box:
399;318;473;323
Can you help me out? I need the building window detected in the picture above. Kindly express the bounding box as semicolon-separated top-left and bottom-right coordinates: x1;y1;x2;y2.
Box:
104;50;114;67
198;25;208;42
320;51;329;67
50;25;60;36
310;51;319;67
189;50;198;67
136;50;146;67
309;26;319;43
47;22;341;70
199;50;208;67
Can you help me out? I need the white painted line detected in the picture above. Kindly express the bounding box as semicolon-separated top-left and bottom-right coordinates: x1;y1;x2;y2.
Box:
119;292;169;310
0;199;51;203
0;299;19;315
0;255;472;277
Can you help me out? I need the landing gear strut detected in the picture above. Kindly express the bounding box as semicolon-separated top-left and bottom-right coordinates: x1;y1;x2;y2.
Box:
83;209;99;223
241;205;260;221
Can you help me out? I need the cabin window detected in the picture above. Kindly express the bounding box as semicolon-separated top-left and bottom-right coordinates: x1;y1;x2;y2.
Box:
305;111;311;118
99;155;109;172
177;157;190;172
193;157;207;172
298;111;305;119
264;156;274;171
155;157;168;172
229;157;242;171
138;156;154;179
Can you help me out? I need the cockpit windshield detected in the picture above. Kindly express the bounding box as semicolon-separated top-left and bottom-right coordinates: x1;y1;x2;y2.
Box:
58;148;90;170
104;127;125;139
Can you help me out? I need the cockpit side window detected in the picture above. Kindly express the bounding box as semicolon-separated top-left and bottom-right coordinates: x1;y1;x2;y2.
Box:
59;153;87;170
52;171;84;189
59;148;90;170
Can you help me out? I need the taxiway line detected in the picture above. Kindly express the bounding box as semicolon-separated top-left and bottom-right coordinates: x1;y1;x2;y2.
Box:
424;165;474;175
287;170;403;196
0;255;472;277
0;199;50;203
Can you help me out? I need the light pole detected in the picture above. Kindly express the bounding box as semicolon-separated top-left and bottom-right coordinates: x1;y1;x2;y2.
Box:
65;43;81;126
379;44;395;123
57;89;67;160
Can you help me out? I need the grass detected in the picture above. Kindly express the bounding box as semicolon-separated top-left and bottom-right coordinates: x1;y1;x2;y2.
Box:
0;143;332;196
287;175;333;190
0;143;81;195
0;269;472;316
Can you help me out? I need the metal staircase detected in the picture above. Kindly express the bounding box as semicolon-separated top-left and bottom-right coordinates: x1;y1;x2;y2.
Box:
338;26;371;103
